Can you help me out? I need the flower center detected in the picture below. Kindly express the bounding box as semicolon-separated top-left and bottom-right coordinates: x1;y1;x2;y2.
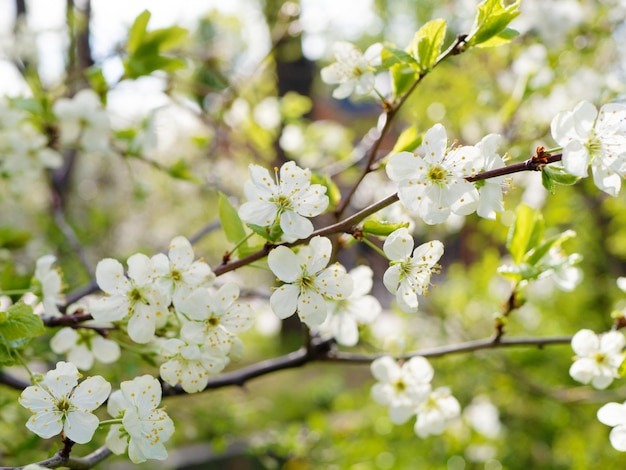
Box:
585;131;603;156
427;165;449;185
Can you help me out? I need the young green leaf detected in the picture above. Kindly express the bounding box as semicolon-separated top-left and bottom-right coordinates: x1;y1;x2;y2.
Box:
506;204;544;265
409;19;447;72
381;45;416;69
390;65;419;99
219;192;248;245
541;167;556;194
467;0;521;48
391;125;423;153
363;220;410;237
0;303;44;353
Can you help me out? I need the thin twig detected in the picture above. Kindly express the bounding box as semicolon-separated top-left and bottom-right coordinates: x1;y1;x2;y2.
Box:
159;334;571;396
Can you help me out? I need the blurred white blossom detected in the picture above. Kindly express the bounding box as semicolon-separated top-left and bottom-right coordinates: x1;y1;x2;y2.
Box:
321;41;382;99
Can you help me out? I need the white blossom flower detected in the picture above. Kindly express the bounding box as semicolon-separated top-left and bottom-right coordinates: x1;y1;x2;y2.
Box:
414;387;461;438
371;355;433;424
52;89;110;154
319;265;382;346
598;401;626;452
463;396;502;439
321;41;382;99
551;101;626;196
106;375;175;464
382;228;443;313
34;255;65;317
178;282;254;350
159;337;229;393
151;236;215;309
90;254;169;344
386;124;483;224
19;361;111;444
569;329;626;389
267;236;353;327
50;327;121;371
474;134;508;219
238;161;329;242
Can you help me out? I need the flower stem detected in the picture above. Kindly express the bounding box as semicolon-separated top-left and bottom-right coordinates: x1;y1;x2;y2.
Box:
98;418;123;427
361;236;388;259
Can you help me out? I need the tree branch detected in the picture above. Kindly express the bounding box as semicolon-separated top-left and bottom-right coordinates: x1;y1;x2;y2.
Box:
160;334;572;396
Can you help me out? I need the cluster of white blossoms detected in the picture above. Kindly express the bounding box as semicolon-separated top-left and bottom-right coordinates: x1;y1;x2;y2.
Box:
551;101;626;196
0;100;62;190
318;265;382;347
320;41;382;100
382;228;444;314
52;89;111;155
88;236;253;393
370;355;460;437
386;124;507;225
238;161;330;243
33;255;65;317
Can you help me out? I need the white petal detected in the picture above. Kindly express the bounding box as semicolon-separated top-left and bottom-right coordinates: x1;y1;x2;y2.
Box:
316;264;353;300
238;200;278;226
280;210;314;241
64;410;100;444
270;284;299;319
370;356;401;382
168;236;194;268
386;151;424;182
297;289;328;326
610;426;626;452
50;327;78;354
306;236;333;273
562;141;590;177
268;246;301;282
571;329;599;356
383;228;414;261
422;124;447;164
598;402;626;427
383;265;402;294
95;258;127;293
127;253;152;285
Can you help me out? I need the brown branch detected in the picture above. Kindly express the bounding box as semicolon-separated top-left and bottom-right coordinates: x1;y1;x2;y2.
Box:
159;334;571;396
0;445;113;470
335;34;470;217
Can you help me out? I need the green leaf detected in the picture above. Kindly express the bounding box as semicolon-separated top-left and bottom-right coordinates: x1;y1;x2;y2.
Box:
280;92;313;120
541;167;556;195
391;125;422;153
408;19;447;72
127;10;151;55
363;220;409;237
390;65;419;99
123;10;189;79
467;0;521;48
0;227;32;249
381;45;415;69
0;303;44;353
84;67;109;103
543;165;580;185
506;204;543;265
167;158;201;183
219;192;248;245
248;223;283;243
474;27;519;48
526;230;576;267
